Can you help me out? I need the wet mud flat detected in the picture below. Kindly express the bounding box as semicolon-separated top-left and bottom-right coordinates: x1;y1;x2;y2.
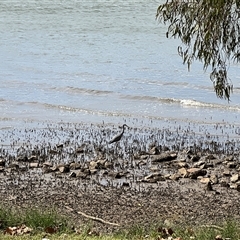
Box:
1;122;240;233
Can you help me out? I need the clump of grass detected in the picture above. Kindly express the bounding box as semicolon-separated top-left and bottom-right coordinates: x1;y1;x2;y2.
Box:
176;220;240;240
0;205;69;233
24;208;69;232
115;219;240;240
115;221;167;240
1;207;240;240
221;219;240;239
0;205;22;229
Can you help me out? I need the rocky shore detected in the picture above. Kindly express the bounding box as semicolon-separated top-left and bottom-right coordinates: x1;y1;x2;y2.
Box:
1;123;240;233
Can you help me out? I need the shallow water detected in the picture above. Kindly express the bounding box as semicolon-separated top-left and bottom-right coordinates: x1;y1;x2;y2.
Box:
1;0;240;140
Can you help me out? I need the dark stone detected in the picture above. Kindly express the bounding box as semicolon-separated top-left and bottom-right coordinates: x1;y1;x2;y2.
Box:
122;182;130;187
151;153;177;163
57;143;64;149
187;168;207;179
69;172;76;178
17;156;28;162
191;155;200;162
70;162;81;170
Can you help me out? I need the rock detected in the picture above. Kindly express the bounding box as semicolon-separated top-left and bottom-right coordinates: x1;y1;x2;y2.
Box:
89;160;106;169
97;159;107;168
42;166;55;173
76;171;86;178
140;155;149;160
214;159;223;165
227;161;237;168
56;143;64;149
82;168;91;174
220;179;230;188
187;168;207;179
50;166;58;172
90;169;98;174
151;153;177;163
76;146;85;154
178;167;188;178
69;172;76;178
104;161;113;168
0;159;5;167
200;177;210;184
223;169;231;176
0;166;4;172
114;172;125;179
191;155;200;162
9;162;19;169
168;173;181;181
29;155;38;161
29;162;39;168
136;160;147;167
89;161;99;170
58;165;70;173
133;154;140;160
43;162;53;167
205;154;216;160
225;156;234;161
141;172;165;183
210;175;218;184
230;173;239;183
149;146;160;155
204;162;214;168
19;165;28;171
150;166;159;172
122;182;130;187
193;160;205;168
16;156;28;162
70;162;81;170
175;161;188;168
229;184;238;189
163;174;171;179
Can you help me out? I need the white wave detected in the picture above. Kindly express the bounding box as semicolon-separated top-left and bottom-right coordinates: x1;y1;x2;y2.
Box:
180;99;212;107
180;99;240;111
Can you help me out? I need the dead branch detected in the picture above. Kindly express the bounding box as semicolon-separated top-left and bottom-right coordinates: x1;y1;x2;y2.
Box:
65;206;120;227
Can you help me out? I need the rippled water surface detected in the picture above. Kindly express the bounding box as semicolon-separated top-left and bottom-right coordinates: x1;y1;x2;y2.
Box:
1;0;240;139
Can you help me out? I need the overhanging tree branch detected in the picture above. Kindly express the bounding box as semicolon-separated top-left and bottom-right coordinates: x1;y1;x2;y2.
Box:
156;0;240;100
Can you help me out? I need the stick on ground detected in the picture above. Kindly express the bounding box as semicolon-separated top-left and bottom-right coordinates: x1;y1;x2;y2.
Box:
65;206;120;227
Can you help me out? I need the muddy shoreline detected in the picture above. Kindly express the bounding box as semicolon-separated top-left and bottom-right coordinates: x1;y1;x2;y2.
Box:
1;123;240;233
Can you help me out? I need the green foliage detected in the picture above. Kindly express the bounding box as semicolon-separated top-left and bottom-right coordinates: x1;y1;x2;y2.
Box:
24;208;68;232
0;205;68;233
156;0;240;100
221;219;240;239
0;206;22;229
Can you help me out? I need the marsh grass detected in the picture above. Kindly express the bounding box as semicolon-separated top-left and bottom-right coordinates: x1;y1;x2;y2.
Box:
23;208;69;232
0;205;22;229
0;205;69;233
114;220;240;240
220;220;240;239
0;206;240;240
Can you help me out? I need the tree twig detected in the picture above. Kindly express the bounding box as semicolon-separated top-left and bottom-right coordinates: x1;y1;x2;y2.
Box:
65;206;120;226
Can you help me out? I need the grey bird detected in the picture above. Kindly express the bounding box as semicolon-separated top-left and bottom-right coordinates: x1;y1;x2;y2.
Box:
108;124;129;144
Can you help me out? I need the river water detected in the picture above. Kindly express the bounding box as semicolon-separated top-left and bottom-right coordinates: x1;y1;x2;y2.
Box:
1;0;240;141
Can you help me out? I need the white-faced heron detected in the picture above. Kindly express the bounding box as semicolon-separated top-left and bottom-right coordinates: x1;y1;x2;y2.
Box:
108;124;129;144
